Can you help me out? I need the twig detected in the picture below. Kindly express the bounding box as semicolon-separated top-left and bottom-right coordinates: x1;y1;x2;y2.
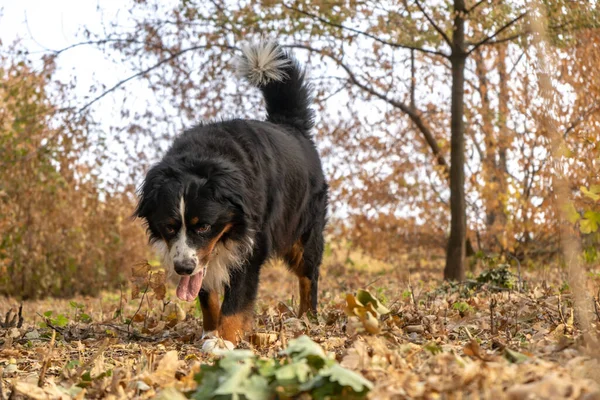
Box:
466;0;490;14
286;43;450;175
282;4;448;57
38;330;56;387
594;289;600;323
128;285;149;337
365;276;384;289
96;323;156;341
408;282;418;311
463;326;474;340
7;384;14;400
0;367;4;400
414;0;452;46
1;305;23;329
36;313;66;335
5;43;236;169
490;296;497;336
73;339;109;381
468;12;528;55
505;253;522;292
557;293;568;334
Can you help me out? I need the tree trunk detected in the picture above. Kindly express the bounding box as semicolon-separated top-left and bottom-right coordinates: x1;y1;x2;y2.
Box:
444;0;467;281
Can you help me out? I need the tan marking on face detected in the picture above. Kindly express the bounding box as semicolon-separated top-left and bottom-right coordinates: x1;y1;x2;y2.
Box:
190;216;199;225
197;224;233;264
201;291;221;332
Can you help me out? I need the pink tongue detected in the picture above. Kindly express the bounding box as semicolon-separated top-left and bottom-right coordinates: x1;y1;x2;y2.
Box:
176;271;204;302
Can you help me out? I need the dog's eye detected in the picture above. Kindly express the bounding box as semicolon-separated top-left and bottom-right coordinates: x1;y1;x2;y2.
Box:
194;224;211;234
165;225;177;235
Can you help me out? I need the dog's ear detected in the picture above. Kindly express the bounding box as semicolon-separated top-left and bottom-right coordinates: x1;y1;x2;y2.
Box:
133;163;171;220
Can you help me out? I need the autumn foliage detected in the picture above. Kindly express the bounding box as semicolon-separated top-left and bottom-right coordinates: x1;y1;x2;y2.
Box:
0;54;148;298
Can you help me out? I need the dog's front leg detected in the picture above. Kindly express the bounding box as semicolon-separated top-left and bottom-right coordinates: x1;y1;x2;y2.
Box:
199;289;221;336
218;253;264;343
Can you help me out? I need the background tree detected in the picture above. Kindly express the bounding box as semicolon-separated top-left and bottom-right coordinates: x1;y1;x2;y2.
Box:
0;51;148;298
68;0;599;280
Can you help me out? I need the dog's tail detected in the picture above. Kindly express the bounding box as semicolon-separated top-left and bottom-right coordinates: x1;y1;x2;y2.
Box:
236;41;314;137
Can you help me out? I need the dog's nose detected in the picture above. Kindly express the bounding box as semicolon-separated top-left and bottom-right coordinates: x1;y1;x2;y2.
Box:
174;259;196;275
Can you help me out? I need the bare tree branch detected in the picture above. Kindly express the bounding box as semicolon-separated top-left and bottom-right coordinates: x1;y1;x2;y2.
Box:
5;43;236;168
468;12;528;55
286;44;449;174
414;0;452;47
51;38;142;56
480;30;530;46
466;0;489;14
78;44;235;113
563;100;600;138
283;4;449;58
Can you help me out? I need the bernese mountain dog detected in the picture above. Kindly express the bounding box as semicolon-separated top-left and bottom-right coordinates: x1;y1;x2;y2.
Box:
134;42;328;343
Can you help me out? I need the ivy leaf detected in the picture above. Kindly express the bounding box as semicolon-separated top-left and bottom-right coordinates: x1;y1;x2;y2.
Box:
562;202;580;224
274;358;312;385
216;349;255;368
212;363;253;397
192;367;220;399
318;363;374;392
580;211;600;234
283;335;327;363
54;314;69;328
356;290;390;315
255;358;278;378
80;313;92;323
581;186;600;201
503;348;529;364
244;375;272;400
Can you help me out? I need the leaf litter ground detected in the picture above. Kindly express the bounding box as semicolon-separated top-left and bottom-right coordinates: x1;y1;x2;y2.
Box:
1;252;600;399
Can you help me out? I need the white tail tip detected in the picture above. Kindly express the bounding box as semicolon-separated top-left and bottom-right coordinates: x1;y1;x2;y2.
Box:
235;41;291;87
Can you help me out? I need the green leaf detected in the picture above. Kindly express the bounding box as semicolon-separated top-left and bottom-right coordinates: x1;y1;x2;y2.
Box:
244;375;272;400
563;202;581;224
43;311;53;318
217;349;255;369
356;290;390;315
81;371;92;382
79;313;92;323
213;363;253;396
503;348;529;364
424;341;443;355
274;359;312;385
53;314;69;327
69;301;84;309
318;363;373;392
283;335;327;361
192;369;220;399
256;358;278;377
580;212;600;234
581;186;600;201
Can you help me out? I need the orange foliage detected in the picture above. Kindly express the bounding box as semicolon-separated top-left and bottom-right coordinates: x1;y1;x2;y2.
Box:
0;54;148;298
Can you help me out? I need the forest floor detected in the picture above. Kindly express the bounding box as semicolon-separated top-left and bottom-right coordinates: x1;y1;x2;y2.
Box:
1;248;600;399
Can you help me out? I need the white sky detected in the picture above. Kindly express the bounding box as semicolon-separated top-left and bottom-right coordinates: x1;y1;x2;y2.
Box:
0;1;167;184
2;1;125;97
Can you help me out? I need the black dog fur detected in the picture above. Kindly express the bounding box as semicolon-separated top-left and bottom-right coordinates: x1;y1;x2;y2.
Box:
134;42;328;342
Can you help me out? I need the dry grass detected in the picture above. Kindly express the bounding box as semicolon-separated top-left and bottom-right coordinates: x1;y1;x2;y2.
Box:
1;248;599;399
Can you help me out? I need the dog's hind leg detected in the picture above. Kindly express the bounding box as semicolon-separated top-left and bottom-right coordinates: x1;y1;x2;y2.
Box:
284;227;324;316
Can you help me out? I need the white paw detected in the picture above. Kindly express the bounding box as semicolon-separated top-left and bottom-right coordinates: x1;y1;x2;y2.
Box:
201;330;217;339
201;334;235;354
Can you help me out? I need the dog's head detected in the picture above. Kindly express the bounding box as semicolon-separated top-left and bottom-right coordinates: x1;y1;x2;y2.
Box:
134;158;252;301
